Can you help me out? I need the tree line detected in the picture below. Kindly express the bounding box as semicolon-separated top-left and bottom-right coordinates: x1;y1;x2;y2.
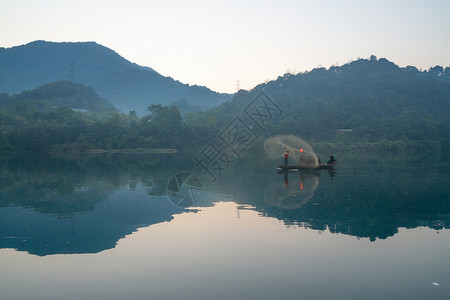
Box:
206;57;449;157
0;104;199;152
0;81;214;153
1;57;449;157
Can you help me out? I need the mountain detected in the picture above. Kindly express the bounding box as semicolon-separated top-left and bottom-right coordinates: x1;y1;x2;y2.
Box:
0;81;115;114
0;41;232;115
211;56;449;155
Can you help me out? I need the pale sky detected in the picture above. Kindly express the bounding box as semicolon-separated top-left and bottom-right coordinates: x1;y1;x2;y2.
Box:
1;0;449;93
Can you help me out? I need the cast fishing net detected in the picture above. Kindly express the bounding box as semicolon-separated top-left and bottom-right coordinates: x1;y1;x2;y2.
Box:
263;134;320;167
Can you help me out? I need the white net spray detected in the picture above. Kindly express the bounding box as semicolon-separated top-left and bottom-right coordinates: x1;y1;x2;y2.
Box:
263;134;320;167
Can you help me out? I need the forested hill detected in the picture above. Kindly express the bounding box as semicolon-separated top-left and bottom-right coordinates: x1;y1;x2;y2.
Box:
0;81;115;114
211;56;449;154
0;41;232;115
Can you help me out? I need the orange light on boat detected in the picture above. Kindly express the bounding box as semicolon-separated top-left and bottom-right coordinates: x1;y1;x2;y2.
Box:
300;182;303;190
300;148;303;153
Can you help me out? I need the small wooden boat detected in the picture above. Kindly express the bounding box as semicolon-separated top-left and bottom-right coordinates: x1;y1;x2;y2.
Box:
277;161;337;171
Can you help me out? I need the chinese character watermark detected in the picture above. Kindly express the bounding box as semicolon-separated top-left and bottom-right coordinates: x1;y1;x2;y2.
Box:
193;92;283;182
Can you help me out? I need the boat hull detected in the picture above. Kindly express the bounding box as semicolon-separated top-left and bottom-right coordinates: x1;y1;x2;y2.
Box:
277;161;337;170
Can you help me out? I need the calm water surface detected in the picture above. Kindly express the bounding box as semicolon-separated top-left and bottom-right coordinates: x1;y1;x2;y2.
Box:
0;154;449;299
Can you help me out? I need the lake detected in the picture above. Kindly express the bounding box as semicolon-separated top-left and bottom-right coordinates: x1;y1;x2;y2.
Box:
0;153;449;299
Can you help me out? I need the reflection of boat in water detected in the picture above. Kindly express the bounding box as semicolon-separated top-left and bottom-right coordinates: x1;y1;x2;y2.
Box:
277;161;337;171
264;170;320;210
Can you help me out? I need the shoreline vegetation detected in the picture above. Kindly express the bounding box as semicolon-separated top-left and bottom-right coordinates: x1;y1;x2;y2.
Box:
313;140;446;158
0;137;446;160
0;146;178;155
89;148;177;154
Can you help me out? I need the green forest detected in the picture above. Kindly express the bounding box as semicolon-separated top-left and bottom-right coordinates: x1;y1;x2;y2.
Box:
0;57;449;158
0;85;188;152
209;56;449;157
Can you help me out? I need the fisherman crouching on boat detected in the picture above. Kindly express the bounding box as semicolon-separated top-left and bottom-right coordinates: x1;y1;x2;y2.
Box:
327;153;336;164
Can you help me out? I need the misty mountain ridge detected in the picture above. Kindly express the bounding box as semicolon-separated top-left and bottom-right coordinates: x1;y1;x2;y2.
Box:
0;41;232;115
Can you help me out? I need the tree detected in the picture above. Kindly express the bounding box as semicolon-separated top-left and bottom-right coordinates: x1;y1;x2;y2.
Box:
141;104;184;148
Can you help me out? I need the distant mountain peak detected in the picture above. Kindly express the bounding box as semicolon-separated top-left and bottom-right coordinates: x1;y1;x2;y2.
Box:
0;40;232;115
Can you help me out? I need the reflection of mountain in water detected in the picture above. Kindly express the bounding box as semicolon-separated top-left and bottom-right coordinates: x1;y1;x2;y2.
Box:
1;154;449;255
0;184;185;256
0;154;190;256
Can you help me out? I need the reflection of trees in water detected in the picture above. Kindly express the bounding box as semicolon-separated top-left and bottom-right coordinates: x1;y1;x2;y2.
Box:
0;153;189;217
167;172;203;208
218;157;450;241
0;153;191;256
1;153;449;246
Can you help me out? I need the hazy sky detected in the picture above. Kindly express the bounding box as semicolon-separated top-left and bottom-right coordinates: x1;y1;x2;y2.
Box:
1;0;449;93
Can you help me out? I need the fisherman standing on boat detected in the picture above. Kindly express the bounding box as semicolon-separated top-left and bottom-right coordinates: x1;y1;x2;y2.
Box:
284;150;290;166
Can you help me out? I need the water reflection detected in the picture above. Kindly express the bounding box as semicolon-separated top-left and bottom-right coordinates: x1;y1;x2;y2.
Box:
213;157;450;241
263;170;321;209
0;154;449;255
167;172;203;208
0;154;191;256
